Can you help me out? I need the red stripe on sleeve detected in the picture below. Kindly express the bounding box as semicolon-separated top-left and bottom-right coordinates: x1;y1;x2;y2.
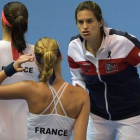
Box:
67;56;80;69
126;46;140;66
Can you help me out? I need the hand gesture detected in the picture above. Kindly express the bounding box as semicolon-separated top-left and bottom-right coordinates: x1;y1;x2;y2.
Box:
13;54;34;72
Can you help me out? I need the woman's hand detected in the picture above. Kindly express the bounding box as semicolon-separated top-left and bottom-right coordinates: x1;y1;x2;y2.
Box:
13;54;34;72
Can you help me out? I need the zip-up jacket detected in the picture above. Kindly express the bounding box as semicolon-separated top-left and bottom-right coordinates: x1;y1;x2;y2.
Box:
67;27;140;120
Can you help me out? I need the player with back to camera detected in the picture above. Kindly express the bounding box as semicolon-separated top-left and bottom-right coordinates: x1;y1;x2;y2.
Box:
0;37;90;140
0;2;39;140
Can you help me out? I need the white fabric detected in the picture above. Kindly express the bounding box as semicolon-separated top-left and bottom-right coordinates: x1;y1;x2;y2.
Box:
0;40;40;140
48;83;68;116
87;113;140;140
27;82;76;140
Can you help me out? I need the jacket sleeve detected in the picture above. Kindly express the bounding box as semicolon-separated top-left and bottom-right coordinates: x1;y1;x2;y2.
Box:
125;33;140;67
67;41;86;89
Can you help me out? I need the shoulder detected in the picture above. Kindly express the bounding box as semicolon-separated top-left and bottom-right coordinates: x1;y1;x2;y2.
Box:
0;40;11;50
69;34;83;48
17;80;38;89
68;35;84;58
16;81;40;96
107;28;140;47
26;43;34;48
108;28;136;41
24;44;35;56
67;84;89;103
23;81;51;92
13;81;40;94
70;34;83;43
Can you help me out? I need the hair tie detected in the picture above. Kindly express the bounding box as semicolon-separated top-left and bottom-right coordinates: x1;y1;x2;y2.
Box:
16;14;28;24
57;49;61;58
35;55;41;64
17;14;22;18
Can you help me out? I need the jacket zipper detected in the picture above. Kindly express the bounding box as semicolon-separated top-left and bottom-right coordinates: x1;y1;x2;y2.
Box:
96;62;111;120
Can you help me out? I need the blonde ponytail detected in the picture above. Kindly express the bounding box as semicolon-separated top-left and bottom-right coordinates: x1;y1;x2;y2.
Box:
34;37;60;82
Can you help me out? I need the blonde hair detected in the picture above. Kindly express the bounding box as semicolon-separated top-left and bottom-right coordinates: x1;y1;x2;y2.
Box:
34;37;60;82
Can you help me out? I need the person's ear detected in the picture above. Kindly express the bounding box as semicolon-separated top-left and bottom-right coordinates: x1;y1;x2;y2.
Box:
100;19;103;27
1;17;4;27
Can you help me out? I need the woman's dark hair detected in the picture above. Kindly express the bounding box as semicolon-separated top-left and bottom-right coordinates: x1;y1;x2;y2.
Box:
75;1;105;32
4;2;28;51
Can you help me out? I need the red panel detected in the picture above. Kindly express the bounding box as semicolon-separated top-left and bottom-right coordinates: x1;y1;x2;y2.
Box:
68;56;131;75
67;56;80;69
126;46;140;66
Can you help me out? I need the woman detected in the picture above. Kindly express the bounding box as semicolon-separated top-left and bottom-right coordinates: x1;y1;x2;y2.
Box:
0;2;39;140
67;1;140;140
0;37;90;140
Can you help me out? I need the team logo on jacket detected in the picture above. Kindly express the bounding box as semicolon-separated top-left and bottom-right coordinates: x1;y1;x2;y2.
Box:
105;62;118;73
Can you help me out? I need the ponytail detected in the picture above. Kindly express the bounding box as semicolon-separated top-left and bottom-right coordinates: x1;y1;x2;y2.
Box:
34;37;60;82
11;15;28;51
40;50;58;82
3;2;28;51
